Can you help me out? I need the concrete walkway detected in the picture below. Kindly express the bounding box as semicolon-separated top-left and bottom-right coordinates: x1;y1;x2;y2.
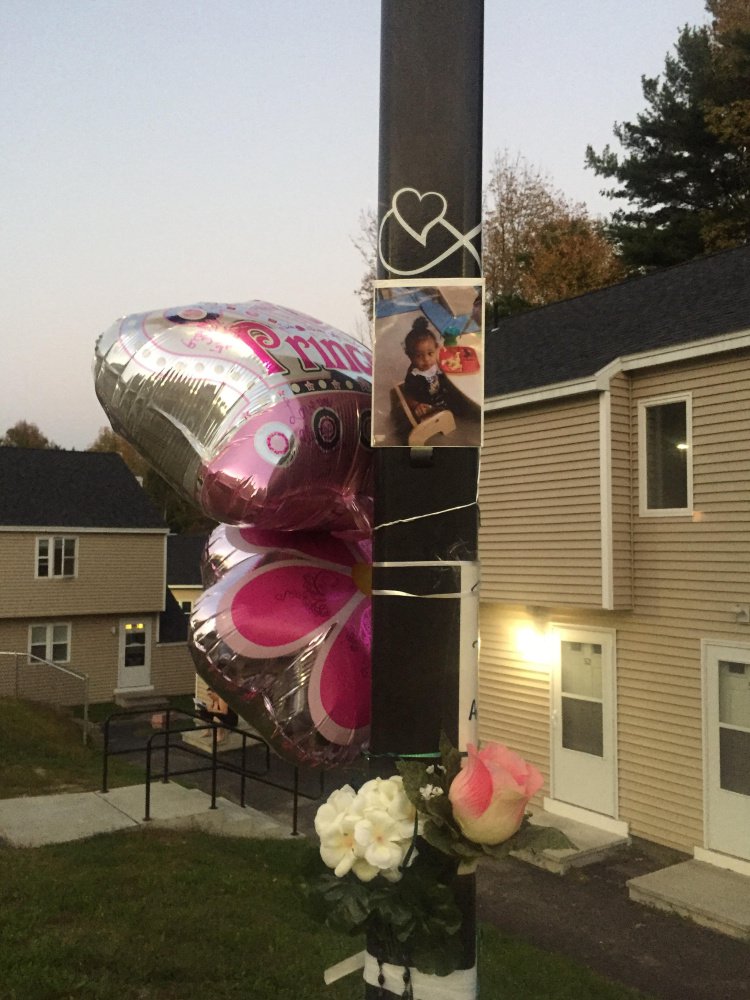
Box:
0;782;287;848
629;859;750;941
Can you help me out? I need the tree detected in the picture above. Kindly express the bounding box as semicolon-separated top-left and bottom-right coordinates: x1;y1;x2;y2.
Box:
353;153;623;328
351;207;377;324
1;420;59;449
483;151;623;321
88;426;150;479
518;215;625;308
142;467;216;536
586;1;750;270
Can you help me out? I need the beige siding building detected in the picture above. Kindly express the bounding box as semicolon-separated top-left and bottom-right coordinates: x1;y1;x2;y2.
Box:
479;245;750;872
0;448;195;706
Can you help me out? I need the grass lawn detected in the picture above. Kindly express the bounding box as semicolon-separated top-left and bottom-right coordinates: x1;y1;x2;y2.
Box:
0;699;654;999
0;831;653;1000
0;697;145;799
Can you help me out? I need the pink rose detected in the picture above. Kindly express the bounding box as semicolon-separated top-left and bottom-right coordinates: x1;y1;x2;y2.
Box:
448;742;543;845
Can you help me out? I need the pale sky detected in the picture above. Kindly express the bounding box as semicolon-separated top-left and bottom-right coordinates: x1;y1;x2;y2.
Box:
0;0;710;450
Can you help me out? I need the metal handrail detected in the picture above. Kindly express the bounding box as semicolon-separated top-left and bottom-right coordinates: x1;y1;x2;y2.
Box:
0;650;90;744
100;706;325;835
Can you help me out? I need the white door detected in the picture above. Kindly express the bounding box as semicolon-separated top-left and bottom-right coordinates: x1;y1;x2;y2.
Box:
551;628;617;817
704;642;750;861
118;619;152;690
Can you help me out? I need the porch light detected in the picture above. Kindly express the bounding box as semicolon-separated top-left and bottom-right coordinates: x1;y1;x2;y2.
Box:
515;623;556;667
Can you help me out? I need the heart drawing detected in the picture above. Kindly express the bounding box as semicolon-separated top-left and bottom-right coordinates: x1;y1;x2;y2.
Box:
391;187;448;246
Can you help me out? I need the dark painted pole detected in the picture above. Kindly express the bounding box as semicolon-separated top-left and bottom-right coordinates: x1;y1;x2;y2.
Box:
368;2;483;997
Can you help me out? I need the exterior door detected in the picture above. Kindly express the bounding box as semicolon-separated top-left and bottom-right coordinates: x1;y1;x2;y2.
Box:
551;628;617;817
118;619;152;689
704;642;750;861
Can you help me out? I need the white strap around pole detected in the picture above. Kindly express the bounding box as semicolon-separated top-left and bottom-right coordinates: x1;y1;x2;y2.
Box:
363;952;477;1000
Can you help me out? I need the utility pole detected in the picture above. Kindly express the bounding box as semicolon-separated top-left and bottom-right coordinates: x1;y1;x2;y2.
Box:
368;2;483;997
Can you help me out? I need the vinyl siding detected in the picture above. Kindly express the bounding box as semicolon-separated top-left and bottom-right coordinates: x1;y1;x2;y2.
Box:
479;395;602;607
0;532;166;619
0;614;194;703
622;353;750;850
478;603;551;804
478;351;750;854
478;603;706;852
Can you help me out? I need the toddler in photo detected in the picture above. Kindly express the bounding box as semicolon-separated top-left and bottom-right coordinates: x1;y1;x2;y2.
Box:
402;317;452;419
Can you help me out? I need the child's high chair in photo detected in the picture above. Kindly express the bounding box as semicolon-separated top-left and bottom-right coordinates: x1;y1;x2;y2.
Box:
392;382;456;446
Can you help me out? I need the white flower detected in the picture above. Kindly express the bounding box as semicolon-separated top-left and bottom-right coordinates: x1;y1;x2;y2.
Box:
314;784;357;838
319;812;360;877
380;864;405;883
351;857;380;882
315;777;417;881
356;775;416;822
354;808;413;871
419;783;444;801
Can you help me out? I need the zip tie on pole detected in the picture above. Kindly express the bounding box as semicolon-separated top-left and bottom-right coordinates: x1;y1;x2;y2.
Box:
372;588;476;599
373;560;478;568
372;562;480;601
374;498;478;531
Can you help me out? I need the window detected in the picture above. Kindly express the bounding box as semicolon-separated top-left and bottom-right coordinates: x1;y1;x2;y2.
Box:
180;601;192;614
29;623;71;663
36;536;77;578
638;394;692;515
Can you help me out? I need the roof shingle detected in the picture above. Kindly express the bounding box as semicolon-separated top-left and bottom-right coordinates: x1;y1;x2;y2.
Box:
0;448;165;529
485;243;750;397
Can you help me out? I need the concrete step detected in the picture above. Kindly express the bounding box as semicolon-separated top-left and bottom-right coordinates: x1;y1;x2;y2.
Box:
628;860;750;941
114;692;169;710
165;796;287;839
102;783;288;838
511;808;630;875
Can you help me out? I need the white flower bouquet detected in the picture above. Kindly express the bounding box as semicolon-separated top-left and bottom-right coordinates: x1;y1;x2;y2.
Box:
310;736;572;980
315;776;419;883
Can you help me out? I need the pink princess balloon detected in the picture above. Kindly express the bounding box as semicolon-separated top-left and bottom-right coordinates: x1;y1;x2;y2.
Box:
93;301;373;535
190;525;371;768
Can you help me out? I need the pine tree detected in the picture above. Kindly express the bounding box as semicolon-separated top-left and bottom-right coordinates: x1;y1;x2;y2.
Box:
586;2;750;270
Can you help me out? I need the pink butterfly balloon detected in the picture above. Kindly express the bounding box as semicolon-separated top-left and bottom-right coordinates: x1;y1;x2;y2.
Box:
190;525;371;767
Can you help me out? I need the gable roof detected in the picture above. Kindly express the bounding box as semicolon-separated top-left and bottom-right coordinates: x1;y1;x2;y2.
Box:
485;243;750;399
166;534;207;586
0;448;166;529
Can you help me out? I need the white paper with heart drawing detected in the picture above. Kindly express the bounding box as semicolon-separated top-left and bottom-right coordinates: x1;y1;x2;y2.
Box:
371;278;484;448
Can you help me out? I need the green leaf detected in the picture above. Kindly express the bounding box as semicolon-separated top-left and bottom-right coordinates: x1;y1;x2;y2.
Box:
438;732;463;786
510;823;575;853
396;763;423;804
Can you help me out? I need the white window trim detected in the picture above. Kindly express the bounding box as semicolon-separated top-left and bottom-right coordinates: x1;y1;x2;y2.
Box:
28;622;72;664
35;535;78;579
637;392;693;517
